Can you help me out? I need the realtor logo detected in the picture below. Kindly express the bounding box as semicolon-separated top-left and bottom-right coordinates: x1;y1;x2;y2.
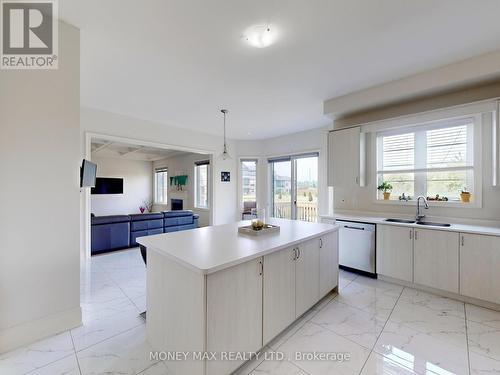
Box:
1;0;58;69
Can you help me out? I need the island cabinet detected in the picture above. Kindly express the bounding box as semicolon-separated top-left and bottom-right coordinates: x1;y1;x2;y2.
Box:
460;233;500;304
206;258;263;375
295;239;320;317
263;247;296;345
376;224;414;282
413;229;459;293
262;232;338;345
140;219;339;375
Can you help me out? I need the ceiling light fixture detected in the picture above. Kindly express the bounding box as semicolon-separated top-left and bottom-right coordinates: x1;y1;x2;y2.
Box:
220;109;231;160
243;24;277;48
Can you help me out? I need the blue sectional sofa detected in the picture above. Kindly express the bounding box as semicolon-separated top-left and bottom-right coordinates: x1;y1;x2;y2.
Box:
129;213;164;247
163;210;199;233
91;215;131;254
91;210;199;255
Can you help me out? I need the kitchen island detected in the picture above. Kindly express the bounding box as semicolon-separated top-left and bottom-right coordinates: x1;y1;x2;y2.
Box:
137;218;339;375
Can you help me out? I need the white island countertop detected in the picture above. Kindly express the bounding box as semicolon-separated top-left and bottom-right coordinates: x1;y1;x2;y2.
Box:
137;218;339;274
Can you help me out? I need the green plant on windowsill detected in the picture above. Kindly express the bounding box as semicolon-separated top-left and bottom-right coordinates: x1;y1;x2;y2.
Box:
377;182;393;200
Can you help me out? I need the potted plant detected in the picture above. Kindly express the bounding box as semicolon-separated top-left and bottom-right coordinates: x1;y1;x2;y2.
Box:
377;182;393;200
460;188;471;203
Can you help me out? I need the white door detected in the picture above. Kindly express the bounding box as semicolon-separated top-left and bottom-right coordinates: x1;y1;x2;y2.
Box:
460;233;500;304
319;232;339;297
295;239;320;317
263;247;296;345
414;229;459;293
206;258;263;375
376;225;413;282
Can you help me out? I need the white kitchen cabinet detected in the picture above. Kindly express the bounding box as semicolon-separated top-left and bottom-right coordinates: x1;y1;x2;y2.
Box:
206;258;263;375
263;247;296;345
328;127;366;187
460;233;500;304
413;228;459;293
376;224;413;282
319;231;339;297
295;239;320;317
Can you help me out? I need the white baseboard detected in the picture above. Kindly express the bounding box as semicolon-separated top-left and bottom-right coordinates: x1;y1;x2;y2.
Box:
0;306;82;354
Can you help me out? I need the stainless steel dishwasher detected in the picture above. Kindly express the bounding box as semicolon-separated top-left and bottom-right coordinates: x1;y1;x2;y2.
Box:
337;220;376;276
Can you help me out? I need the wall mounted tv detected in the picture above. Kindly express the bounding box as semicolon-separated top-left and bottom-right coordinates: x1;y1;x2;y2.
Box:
80;159;97;188
91;178;124;194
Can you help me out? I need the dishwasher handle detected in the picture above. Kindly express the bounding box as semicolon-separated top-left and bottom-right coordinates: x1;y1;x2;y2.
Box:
344;225;365;230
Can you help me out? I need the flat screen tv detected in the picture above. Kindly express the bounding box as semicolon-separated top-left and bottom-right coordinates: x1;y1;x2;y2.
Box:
80;159;97;188
91;178;124;195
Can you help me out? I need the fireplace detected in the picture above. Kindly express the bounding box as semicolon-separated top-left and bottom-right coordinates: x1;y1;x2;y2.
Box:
171;199;183;211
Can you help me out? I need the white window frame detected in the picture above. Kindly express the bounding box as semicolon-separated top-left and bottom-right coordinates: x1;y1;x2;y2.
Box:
372;114;482;208
239;158;258;209
194;161;210;210
154;167;168;204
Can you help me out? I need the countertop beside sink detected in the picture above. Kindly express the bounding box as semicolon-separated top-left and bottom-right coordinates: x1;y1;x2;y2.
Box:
320;211;500;237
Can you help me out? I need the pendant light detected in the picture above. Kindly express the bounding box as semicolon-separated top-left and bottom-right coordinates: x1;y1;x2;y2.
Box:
220;109;231;160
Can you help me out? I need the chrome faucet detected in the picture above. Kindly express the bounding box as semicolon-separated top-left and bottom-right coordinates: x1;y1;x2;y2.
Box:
416;196;429;221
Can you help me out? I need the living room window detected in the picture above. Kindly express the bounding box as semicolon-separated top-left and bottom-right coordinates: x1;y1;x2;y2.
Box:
195;160;209;209
376;116;477;203
241;159;257;216
154;167;168;204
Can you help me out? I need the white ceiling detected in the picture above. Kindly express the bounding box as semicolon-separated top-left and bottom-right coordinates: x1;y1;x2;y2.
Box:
61;0;500;140
91;139;193;161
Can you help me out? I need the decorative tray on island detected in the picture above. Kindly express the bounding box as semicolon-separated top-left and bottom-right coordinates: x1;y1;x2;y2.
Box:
238;224;280;236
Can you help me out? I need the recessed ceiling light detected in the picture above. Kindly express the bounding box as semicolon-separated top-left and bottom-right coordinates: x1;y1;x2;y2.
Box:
243;24;278;48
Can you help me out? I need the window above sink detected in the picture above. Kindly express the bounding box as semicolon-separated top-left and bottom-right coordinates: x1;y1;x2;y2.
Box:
374;114;482;208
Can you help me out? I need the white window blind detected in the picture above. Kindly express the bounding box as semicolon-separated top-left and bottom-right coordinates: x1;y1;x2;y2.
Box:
382;132;415;171
426;125;469;169
376;117;475;202
154;168;168;204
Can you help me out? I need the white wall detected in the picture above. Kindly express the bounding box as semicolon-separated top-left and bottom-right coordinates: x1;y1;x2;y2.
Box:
91;157;153;216
81;108;238;227
0;22;81;352
235;126;332;219
152;153;212;226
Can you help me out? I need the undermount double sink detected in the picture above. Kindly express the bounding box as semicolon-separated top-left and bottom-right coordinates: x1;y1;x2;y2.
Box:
385;218;451;227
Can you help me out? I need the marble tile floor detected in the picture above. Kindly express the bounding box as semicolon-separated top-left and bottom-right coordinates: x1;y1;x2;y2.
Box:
2;248;500;375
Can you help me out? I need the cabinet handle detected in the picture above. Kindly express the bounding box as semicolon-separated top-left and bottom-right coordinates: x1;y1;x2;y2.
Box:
461;236;464;247
292;248;297;261
355;176;359;184
319;238;323;248
344;225;365;230
259;260;263;275
414;230;418;240
410;229;413;240
297;247;301;260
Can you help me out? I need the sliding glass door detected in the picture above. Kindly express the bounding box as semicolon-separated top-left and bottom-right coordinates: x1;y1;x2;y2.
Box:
270;153;318;222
